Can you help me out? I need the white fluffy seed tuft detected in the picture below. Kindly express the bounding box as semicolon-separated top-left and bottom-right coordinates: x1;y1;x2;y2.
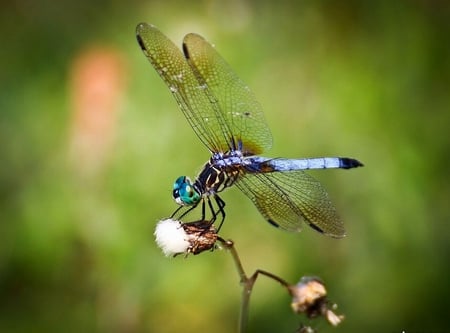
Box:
154;219;190;256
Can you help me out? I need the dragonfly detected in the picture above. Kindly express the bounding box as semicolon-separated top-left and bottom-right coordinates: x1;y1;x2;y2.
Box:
136;23;363;238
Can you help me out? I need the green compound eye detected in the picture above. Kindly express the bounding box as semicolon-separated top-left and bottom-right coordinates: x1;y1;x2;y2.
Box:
173;176;201;205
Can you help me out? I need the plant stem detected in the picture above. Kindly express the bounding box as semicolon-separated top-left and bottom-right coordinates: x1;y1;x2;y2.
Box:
218;237;291;333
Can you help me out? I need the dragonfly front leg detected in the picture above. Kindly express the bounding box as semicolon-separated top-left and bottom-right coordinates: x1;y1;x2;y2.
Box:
171;201;200;220
170;205;184;219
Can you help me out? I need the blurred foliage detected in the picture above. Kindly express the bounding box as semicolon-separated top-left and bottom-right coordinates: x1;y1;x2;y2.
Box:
1;0;449;332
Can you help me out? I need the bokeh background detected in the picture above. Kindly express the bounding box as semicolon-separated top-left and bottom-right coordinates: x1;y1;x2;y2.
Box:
1;1;449;332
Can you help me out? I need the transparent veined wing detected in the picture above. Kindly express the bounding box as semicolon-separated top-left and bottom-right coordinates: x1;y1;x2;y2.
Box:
136;23;272;155
137;23;226;152
182;33;272;155
235;170;346;238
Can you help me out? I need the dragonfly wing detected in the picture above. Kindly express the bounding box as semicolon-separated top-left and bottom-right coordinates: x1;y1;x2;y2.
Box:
183;33;272;155
136;23;232;152
235;170;346;238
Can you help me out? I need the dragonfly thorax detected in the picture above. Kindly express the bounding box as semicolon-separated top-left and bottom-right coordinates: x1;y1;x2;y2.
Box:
173;152;245;206
197;153;244;194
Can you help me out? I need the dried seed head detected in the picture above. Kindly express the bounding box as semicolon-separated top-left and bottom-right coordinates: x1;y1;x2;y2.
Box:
181;220;218;255
290;277;327;315
154;219;217;256
289;276;344;326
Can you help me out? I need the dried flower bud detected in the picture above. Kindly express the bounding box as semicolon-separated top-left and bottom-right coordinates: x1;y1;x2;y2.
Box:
290;276;326;315
289;276;344;326
154;219;217;256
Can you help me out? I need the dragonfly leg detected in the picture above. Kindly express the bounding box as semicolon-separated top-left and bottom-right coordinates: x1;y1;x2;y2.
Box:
213;195;226;232
170;195;226;232
206;197;217;223
171;201;200;220
201;199;206;220
170;205;184;218
205;195;225;227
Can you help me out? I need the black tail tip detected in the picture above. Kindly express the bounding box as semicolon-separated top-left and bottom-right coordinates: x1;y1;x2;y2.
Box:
340;157;364;169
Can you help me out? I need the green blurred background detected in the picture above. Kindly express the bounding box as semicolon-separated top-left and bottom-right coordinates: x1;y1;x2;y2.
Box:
1;0;449;332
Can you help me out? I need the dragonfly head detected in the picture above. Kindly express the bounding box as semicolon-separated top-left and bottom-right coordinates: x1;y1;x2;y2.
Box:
173;176;201;206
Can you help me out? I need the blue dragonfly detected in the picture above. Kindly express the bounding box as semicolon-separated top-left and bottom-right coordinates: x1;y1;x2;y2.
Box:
136;23;363;238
